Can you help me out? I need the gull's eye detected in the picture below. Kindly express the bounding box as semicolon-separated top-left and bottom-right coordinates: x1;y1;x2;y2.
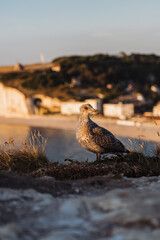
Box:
84;106;88;110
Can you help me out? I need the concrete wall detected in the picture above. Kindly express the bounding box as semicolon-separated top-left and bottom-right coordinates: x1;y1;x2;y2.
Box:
0;83;29;116
103;103;134;119
85;99;102;112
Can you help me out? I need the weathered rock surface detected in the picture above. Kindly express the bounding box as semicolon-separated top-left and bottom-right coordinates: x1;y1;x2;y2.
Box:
0;83;29;116
0;176;160;240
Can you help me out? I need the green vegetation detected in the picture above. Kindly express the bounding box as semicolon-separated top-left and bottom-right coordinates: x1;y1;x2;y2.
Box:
22;70;65;90
0;53;160;101
0;70;66;90
53;53;160;89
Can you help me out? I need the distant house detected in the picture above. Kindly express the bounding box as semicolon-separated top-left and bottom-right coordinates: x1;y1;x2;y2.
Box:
125;83;134;93
153;102;160;116
69;77;81;88
103;103;134;119
51;64;61;72
106;83;113;89
110;92;145;104
14;62;24;71
146;74;155;83
61;99;102;115
151;85;160;94
109;92;150;113
118;52;127;58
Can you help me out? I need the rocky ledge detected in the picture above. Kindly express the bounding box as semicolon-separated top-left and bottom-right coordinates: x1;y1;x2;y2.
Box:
0;173;160;240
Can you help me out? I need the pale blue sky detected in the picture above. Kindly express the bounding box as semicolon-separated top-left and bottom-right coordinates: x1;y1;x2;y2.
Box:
1;0;160;65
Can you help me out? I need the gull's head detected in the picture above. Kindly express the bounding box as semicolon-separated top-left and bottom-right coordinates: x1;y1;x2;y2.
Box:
80;104;98;116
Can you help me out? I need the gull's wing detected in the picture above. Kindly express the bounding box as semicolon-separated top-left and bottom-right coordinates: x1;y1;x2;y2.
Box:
91;124;126;152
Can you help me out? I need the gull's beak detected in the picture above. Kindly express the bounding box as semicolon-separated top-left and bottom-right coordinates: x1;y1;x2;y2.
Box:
91;109;99;115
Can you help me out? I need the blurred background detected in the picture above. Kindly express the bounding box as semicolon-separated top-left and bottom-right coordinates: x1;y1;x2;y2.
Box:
1;0;160;65
0;0;160;161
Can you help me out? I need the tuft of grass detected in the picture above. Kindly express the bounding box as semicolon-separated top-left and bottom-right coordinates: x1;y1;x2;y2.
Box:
155;144;160;156
152;117;160;156
0;131;49;174
127;138;146;154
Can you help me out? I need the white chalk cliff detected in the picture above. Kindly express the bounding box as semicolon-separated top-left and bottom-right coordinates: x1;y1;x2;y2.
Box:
0;83;29;116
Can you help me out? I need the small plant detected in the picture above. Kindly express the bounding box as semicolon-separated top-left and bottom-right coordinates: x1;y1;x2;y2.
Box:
0;131;49;174
125;138;145;154
152;117;160;137
152;117;160;156
155;144;160;156
27;130;47;158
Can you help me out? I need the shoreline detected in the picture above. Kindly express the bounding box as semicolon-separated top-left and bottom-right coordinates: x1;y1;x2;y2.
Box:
0;114;159;142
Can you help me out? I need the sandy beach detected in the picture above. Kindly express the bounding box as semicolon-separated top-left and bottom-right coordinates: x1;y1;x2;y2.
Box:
0;114;159;143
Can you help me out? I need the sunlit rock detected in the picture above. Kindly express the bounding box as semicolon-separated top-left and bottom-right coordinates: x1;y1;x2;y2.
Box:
0;83;29;116
1;176;160;240
32;94;61;114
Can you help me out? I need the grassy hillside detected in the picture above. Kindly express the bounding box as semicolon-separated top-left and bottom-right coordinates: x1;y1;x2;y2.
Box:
53;53;160;91
0;53;160;101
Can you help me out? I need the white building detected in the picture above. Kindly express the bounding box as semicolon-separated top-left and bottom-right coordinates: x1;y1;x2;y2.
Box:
103;103;134;119
69;77;81;88
151;85;160;94
51;64;61;72
153;102;160;116
61;99;102;115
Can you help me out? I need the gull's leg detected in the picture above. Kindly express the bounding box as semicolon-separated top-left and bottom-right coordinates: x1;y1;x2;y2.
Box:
96;153;101;162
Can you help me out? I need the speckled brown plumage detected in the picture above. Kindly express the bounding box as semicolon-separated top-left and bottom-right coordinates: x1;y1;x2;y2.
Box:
76;104;128;161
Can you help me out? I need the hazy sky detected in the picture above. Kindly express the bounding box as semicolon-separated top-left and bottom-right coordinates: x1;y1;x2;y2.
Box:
1;0;160;65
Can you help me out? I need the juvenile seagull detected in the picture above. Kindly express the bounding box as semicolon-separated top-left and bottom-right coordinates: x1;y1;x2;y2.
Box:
76;104;129;161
